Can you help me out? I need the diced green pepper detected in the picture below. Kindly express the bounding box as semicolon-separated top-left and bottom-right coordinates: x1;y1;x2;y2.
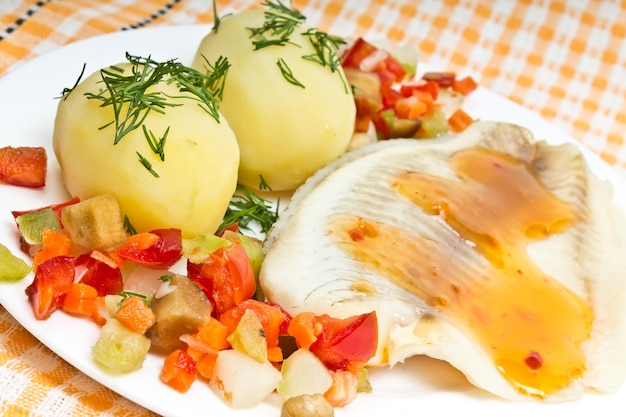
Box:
0;243;31;282
415;108;449;138
182;234;229;264
15;208;61;245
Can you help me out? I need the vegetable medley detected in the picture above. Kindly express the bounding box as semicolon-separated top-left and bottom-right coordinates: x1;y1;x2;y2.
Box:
0;0;478;413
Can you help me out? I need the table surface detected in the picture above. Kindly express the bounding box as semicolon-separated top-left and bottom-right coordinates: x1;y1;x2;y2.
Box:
0;0;625;416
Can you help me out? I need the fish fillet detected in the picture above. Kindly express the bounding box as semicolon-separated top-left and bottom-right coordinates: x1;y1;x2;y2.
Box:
259;121;626;402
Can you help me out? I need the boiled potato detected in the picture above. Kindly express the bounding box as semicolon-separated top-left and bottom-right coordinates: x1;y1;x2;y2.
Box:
191;8;355;191
53;59;239;238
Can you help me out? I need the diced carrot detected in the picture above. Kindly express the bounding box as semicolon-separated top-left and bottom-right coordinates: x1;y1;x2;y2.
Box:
62;282;107;326
448;108;474;133
395;96;427;120
452;76;478;95
197;348;219;379
287;312;322;350
196;317;230;350
324;370;358;408
119;232;159;252
115;295;156;334
32;228;73;271
267;345;283;363
160;349;198;393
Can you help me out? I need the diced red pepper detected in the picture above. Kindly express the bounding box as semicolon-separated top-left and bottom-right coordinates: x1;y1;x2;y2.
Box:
0;146;47;188
160;349;198;393
400;80;439;101
309;311;378;373
75;253;123;296
422;71;456;88
342;37;406;83
25;255;76;320
187;242;256;317
341;37;379;70
116;228;182;269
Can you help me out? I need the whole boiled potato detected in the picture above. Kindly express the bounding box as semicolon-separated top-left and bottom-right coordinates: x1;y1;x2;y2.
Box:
191;8;356;191
53;59;239;238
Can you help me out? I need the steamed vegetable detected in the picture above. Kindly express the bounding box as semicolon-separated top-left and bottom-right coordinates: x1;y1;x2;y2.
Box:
53;54;239;238
191;4;356;191
0;146;47;188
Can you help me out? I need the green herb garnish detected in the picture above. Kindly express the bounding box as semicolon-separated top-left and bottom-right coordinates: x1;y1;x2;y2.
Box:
117;291;151;307
247;0;305;50
123;215;137;235
301;28;348;92
219;184;279;235
276;58;305;88
78;53;228;175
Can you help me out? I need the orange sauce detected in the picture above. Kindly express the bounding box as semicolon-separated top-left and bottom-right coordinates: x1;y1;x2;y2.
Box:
329;147;593;398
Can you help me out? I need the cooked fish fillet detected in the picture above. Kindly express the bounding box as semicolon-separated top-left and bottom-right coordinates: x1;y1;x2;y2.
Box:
259;121;626;402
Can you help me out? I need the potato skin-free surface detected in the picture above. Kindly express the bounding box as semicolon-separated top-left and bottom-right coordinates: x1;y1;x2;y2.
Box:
53;62;239;238
192;9;356;191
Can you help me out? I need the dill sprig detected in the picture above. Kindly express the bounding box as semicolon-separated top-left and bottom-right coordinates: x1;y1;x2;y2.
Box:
117;291;151;307
276;58;305;88
301;28;348;92
219;184;279;235
77;53;228;176
247;0;305;50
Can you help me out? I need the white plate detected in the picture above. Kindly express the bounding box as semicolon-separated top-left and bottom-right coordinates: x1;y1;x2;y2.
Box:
1;25;625;417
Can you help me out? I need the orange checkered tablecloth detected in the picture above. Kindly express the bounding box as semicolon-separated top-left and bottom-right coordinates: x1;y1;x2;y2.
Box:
0;0;624;416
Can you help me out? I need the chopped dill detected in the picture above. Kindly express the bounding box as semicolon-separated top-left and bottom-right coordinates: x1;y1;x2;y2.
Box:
219;184;279;235
277;58;305;88
124;215;137;235
73;53;228;176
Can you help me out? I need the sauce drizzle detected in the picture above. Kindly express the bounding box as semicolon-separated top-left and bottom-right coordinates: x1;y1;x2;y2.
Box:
330;146;593;398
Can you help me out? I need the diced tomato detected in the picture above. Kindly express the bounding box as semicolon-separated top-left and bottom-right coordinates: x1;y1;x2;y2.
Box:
187;242;256;317
309;311;378;373
116;228;182;269
75;253;123;296
25;255;76;320
0;146;47;188
160;349;198;393
219;299;288;351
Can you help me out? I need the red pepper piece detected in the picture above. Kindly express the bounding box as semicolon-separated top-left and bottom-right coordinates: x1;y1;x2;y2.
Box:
116;228;182;269
76;253;123;296
187;242;256;317
309;311;378;372
25;255;76;320
0;146;47;188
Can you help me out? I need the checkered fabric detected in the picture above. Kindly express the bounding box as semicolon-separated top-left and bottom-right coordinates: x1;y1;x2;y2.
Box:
0;0;625;415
